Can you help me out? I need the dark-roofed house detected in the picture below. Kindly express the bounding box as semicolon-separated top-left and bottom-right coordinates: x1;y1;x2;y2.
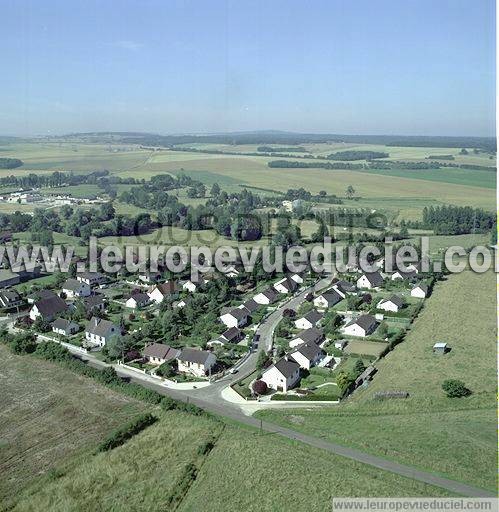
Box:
240;298;259;315
294;310;323;330
343;314;378;338
143;343;180;365
313;288;343;309
219;307;248;328
207;327;244;347
0;289;22;309
125;292;150;309
51;318;79;336
176;348;216;377
82;294;106;313
391;270;417;281
29;296;68;322
290;342;325;370
27;289;57;304
62;278;91;298
289;327;325;348
356;271;384;289
334;280;357;295
273;276;298;294
253;287;279;305
85;317;119;347
377;294;404;313
411;283;428;298
261;356;301;392
147;281;178;304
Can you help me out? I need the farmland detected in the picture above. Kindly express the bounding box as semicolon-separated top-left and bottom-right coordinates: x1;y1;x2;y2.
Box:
257;270;497;492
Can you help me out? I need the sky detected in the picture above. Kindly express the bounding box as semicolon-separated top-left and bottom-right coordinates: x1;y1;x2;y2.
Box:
1;0;496;137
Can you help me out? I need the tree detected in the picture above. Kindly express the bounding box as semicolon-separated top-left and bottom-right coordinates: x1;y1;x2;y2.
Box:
256;350;269;370
442;379;471;398
352;358;366;377
318;190;327;197
345;185;356;199
459;148;469;155
99;202;115;221
100;367;120;385
336;371;352;392
210;183;221;196
252;380;268;395
9;333;37;354
157;361;175;378
377;322;388;339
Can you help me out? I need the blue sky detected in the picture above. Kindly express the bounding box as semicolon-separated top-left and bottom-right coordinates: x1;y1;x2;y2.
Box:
1;0;495;136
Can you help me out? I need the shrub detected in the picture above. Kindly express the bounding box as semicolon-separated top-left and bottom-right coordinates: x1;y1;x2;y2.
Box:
442;379;471;398
97;413;157;452
9;333;37;354
34;342;71;361
252;379;268;395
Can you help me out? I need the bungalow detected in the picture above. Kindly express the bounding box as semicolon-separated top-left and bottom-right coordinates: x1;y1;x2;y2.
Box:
125;292;150;309
82;294;106;313
377;294;404;313
411;283;428;298
313;289;343;309
0;290;22;309
51;318;79;336
294;310;323;330
148;281;178;304
219;308;248;328
342;314;377;338
261;356;301;392
76;272;107;287
29;296;68;322
253;287;279;305
176;348;216;377
289;327;325;348
239;298;259;315
391;270;417;281
26;289;57;304
207;327;244;347
273;276;297;294
62;278;91;298
290;342;324;370
289;273;304;284
182;276;206;293
143;342;180;365
85;317;119;347
137;271;162;284
333;280;356;295
356;271;384;289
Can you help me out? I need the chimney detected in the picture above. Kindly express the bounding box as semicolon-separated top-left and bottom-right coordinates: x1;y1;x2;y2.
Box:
94;317;99;326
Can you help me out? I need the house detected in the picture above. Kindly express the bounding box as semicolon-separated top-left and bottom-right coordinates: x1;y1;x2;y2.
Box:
148;281;178;304
289;273;304;284
0;270;20;288
62;278;91;298
125;292;150;309
313;289;343;310
334;280;356;295
253;287;279;305
143;342;180;365
85;317;119;347
82;294;106;313
289;342;324;370
294;310;323;330
173;299;187;309
137;271;162;284
391;270;417;281
342;314;377;337
356;271;384;289
289;327;325;348
182;276;206;293
29;296;68;322
51;318;79;336
219;308;248;328
411;283;428;298
355;365;377;386
176;348;216;377
433;342;449;355
377;294;404;313
0;290;22;309
223;268;239;278
26;289;57;304
334;339;348;350
273;276;297;294
261;356;301;392
239;298;259;315
207;327;244;347
76;272;107;287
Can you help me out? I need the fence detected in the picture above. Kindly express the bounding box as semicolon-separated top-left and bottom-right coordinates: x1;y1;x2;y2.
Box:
38;333;89;354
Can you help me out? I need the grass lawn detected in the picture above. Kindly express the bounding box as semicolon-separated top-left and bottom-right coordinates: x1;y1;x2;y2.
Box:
344;339;388;357
257;271;497;492
0;345;149;507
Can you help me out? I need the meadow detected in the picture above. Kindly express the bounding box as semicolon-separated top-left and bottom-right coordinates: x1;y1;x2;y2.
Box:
257;270;497;492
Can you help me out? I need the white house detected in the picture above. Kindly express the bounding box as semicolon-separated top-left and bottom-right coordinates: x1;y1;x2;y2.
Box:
376;294;404;313
356;271;384;289
273;276;297;294
176;348;216;377
261;356;301;392
391;270;417;281
29;296;68;322
0;290;22;309
289;273;304;284
313;289;343;310
85;317;119;347
62;278;91;298
219;308;248;328
290;342;324;370
76;272;107;287
182;276;206;293
253;287;279;305
143;343;179;365
148;281;178;304
125;292;150;309
51;318;79;336
289;327;324;348
342;314;377;338
411;283;428;298
294;310;323;330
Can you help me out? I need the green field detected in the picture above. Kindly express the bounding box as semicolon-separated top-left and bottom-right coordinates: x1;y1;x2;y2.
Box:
257;271;497;492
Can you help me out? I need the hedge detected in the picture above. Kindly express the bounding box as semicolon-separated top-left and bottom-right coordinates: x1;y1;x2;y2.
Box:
97;413;157;452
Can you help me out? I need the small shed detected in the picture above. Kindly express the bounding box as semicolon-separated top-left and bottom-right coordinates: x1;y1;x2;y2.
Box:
433;342;448;355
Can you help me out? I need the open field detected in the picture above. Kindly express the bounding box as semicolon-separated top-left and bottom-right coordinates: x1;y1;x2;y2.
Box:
257;271;497;492
344;340;389;357
0;345;148;507
10;413;453;512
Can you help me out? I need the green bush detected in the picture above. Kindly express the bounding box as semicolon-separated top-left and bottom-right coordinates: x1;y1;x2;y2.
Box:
97;413;157;452
442;379;472;398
